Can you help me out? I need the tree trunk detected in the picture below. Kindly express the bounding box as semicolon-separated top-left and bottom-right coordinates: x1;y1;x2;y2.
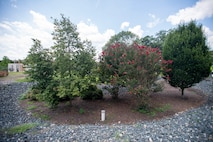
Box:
181;88;184;96
112;86;119;99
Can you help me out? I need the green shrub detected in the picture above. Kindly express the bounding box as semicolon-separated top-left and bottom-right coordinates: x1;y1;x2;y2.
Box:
43;80;60;108
24;88;43;101
0;66;7;71
79;108;85;114
138;104;171;116
19;93;28;100
154;104;171;112
27;105;36;110
80;85;103;100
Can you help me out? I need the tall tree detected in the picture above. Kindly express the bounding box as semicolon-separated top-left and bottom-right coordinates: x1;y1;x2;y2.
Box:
163;21;211;96
140;35;155;47
210;50;213;64
73;40;96;77
51;15;99;102
0;56;11;70
139;30;168;50
154;30;168;50
25;15;100;107
52;14;82;75
25;39;53;91
51;14;83;100
103;31;139;50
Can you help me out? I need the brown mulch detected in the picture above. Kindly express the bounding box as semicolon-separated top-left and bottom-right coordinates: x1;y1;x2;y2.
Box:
19;81;207;125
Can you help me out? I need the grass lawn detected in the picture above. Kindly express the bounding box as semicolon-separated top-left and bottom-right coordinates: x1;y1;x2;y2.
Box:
0;71;30;82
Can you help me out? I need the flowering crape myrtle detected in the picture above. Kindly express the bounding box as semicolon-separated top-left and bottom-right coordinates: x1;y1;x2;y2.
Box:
100;43;172;105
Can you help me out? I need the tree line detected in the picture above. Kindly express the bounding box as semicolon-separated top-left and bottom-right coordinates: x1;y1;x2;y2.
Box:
23;15;211;108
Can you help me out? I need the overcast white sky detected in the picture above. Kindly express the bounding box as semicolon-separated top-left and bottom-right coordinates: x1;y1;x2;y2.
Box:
0;0;213;60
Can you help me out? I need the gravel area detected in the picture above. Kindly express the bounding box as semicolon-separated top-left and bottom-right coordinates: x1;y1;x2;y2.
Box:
0;79;212;142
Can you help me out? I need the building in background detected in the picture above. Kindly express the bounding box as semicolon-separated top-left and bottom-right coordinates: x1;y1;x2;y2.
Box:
8;63;24;72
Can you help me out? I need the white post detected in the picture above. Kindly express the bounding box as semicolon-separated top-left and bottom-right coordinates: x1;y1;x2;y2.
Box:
101;110;105;121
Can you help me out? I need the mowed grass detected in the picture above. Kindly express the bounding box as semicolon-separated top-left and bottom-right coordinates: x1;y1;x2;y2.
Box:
8;72;24;76
16;77;32;82
0;71;31;82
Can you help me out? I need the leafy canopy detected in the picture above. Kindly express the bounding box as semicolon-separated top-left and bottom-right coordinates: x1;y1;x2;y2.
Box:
0;56;11;71
25;15;99;107
163;21;211;95
100;43;171;105
103;31;139;50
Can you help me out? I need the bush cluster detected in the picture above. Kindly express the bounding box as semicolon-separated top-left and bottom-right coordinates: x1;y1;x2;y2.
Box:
24;17;211;110
81;85;103;100
24;15;102;107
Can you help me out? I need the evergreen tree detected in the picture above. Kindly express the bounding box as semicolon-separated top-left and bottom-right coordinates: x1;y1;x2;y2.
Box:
163;21;211;96
25;39;53;91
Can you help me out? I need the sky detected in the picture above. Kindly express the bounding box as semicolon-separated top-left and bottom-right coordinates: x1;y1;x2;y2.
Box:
0;0;213;60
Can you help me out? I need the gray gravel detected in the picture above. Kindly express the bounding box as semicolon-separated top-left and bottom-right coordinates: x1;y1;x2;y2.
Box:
0;79;212;142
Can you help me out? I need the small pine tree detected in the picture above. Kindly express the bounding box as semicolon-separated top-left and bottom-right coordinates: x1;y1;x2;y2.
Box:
163;21;211;96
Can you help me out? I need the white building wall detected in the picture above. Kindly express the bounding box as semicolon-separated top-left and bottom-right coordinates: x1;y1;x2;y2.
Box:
8;63;24;72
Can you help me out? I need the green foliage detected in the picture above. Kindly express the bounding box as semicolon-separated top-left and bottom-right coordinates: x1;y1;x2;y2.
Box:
0;56;11;71
27;105;36;110
32;113;50;120
79;108;85;114
163;21;211;95
210;51;213;64
43;80;60;108
5;123;38;134
155;104;171;112
50;15;98;106
139;35;159;48
103;31;139;50
73;40;96;77
154;30;168;50
16;78;29;82
19;91;28;100
80;85;103;100
25;15;99;107
0;66;7;71
138;104;171;116
24;39;53;92
137;30;168;50
24;88;43;101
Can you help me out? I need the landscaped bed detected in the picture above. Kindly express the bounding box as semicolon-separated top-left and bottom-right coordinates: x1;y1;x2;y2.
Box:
0;79;212;141
19;80;206;125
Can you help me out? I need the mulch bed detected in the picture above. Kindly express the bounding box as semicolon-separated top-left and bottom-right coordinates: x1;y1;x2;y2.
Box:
20;81;207;125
